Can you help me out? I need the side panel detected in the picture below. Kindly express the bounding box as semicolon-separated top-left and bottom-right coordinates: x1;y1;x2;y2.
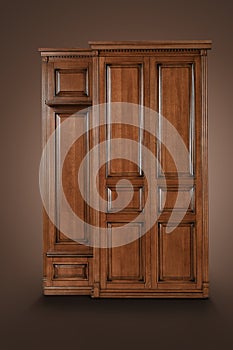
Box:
42;56;94;295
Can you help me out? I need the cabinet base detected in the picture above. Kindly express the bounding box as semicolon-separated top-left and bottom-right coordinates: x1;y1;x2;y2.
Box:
43;285;209;298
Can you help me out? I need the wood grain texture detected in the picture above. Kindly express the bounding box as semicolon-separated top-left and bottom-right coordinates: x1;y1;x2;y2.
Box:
157;61;194;177
158;223;196;282
40;41;211;297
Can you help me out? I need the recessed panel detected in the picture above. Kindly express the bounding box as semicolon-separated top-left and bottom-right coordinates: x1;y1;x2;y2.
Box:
55;68;88;97
158;222;196;282
106;64;143;176
158;63;195;177
107;223;144;282
53;263;88;280
158;186;195;213
107;186;143;212
55;112;89;244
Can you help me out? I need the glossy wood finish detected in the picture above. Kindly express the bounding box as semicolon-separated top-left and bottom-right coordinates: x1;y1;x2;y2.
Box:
40;41;211;297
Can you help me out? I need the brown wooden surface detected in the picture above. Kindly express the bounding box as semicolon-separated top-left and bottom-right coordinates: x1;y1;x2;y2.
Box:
88;40;212;50
40;41;211;297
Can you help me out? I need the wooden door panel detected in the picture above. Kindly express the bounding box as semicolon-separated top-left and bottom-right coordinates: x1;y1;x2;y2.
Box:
150;56;202;291
47;59;92;104
105;62;144;176
55;112;89;244
107;185;144;212
106;64;143;104
106;223;144;283
158;185;195;213
53;261;89;281
99;57;149;290
157;62;195;178
55;68;88;97
158;223;196;282
45;109;92;255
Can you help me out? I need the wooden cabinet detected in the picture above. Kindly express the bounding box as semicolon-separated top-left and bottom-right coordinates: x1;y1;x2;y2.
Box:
39;41;211;297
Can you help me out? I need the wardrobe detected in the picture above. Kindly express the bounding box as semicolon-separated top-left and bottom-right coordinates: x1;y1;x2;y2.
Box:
39;41;212;297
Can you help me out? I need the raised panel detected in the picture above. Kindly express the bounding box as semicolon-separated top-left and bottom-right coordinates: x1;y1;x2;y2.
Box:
157;63;195;177
55;112;90;245
47;58;92;104
107;186;144;212
107;223;144;282
158;222;196;282
107;64;142;103
53;263;88;280
106;63;144;176
55;68;88;97
158;186;195;213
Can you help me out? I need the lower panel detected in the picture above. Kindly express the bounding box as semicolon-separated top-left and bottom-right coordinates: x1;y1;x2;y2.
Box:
107;222;144;283
158;222;196;284
43;256;93;292
99;222;149;291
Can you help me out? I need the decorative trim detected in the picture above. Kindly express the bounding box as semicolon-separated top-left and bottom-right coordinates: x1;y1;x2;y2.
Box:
100;48;201;53
89;40;212;51
49;55;95;59
44;286;92;295
45;99;92;107
92;282;100;298
39;48;97;59
201;49;208;56
98;291;208;298
201;52;209;285
46;252;93;257
202;282;209;298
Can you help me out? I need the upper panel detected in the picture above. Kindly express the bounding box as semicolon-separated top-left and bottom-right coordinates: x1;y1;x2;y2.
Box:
46;58;93;106
102;57;146;177
157;61;195;177
55;68;88;98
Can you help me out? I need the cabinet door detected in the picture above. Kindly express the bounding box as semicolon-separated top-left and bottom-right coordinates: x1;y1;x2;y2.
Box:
98;56;151;294
149;56;203;291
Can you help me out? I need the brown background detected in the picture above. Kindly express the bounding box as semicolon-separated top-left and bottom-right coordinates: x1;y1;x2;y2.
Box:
1;0;232;349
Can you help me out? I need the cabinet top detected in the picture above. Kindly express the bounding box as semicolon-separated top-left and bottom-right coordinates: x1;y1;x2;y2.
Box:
39;40;212;55
88;40;212;50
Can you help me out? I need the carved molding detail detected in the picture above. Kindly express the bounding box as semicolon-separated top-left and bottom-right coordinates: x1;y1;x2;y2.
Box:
99;48;201;54
48;55;95;60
